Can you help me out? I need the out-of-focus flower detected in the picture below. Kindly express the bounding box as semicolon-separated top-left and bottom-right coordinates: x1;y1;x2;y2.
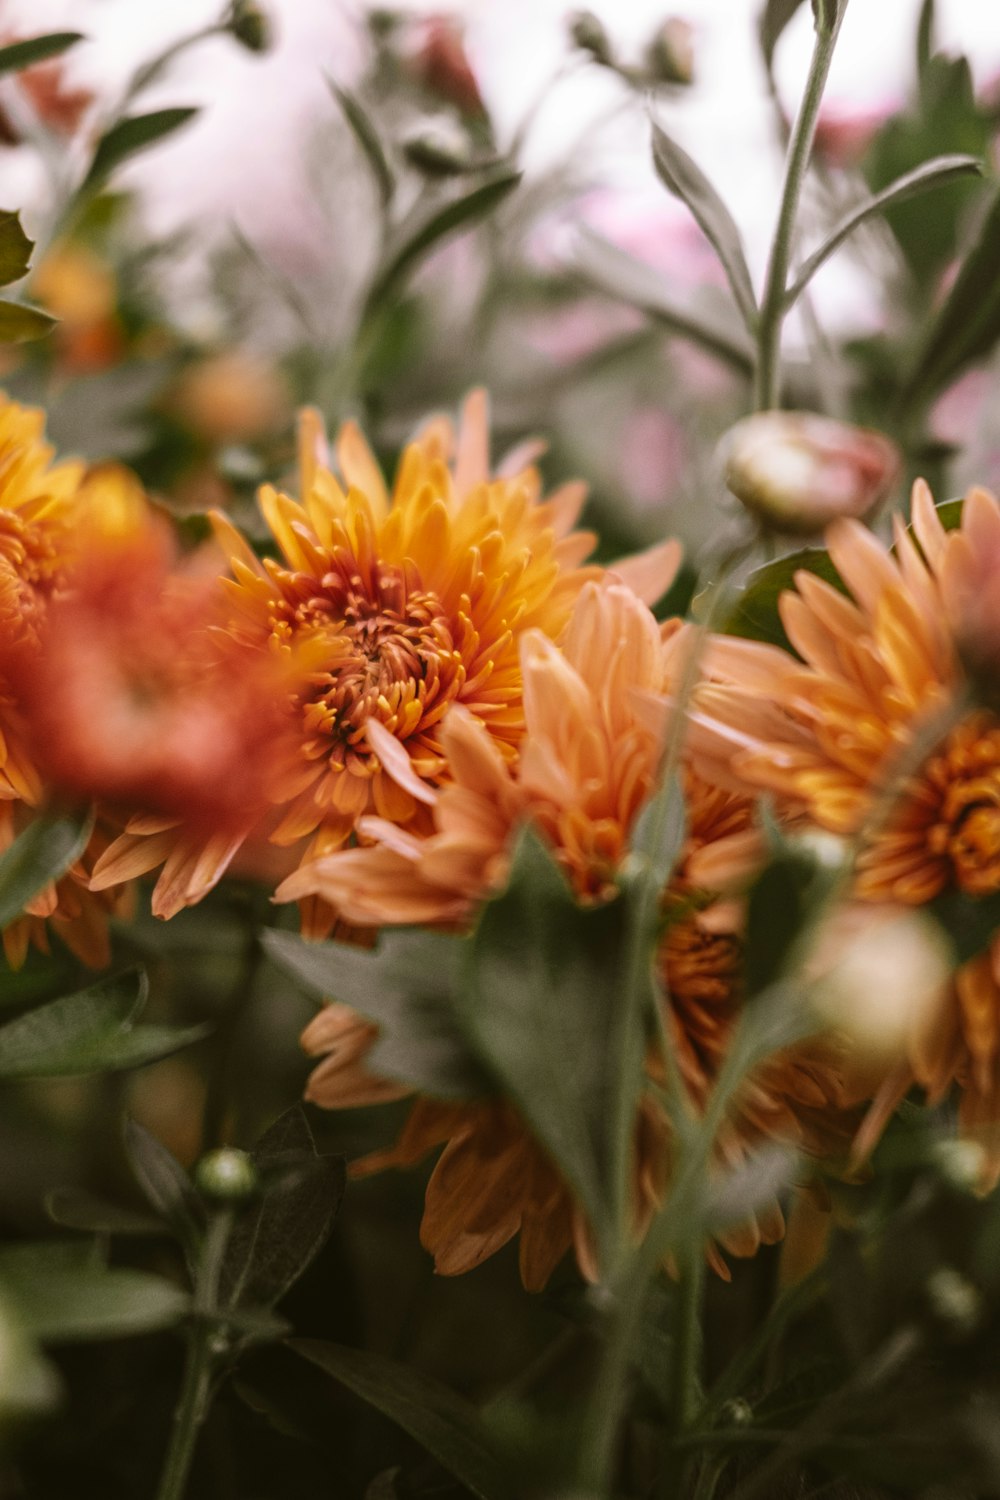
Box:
288;581;854;1288
683;483;1000;1174
813;99;899;170
411;14;484;118
168;351;291;446
16;56;93;137
645;18;695;86
721;411;900;535
31;243;124;375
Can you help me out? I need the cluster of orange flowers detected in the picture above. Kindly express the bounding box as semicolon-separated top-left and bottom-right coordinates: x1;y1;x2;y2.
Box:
4;388;1000;1289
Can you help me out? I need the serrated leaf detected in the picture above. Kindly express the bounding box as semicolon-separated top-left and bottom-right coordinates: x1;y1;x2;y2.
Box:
460;828;642;1258
759;0;806;72
0;969;209;1079
364;169;520;318
329;80;394;207
573;229;754;374
785;154;982;309
82;107;199;194
0;300;56;341
0;808;93;930
123;1120;205;1272
263;927;488;1098
0;210;33;286
902;188;1000;410
0;1241;189;1342
219;1106;345;1311
723;549;845;652
0;32;83;77
291;1340;515;1500
650;120;757;333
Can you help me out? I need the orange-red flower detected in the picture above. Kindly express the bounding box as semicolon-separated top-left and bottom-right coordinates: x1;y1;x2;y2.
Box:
93;392;679;923
290;581;854;1287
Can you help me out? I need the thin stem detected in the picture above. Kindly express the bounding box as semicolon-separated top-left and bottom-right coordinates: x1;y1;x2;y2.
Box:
754;8;848;411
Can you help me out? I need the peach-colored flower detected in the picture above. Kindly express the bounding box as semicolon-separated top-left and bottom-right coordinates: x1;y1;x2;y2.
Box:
92;391;679;924
685;483;1000;1172
289;581;854;1287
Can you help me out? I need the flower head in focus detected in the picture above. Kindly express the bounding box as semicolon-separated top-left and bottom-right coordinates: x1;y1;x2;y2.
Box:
288;581;854;1287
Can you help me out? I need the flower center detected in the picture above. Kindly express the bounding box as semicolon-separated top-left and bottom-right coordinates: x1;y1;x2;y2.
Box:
925;714;1000;897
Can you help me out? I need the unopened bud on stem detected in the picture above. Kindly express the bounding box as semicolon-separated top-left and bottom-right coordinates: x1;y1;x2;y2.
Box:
569;11;614;66
645;18;695;84
195;1147;259;1203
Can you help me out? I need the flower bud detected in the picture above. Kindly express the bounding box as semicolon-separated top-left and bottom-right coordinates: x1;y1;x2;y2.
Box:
228;1;271;53
925;1267;982;1339
402;117;473;176
195;1147;259;1203
413;15;485;119
721;411;900;536
933;1137;987;1194
720;1397;753;1427
645;18;695;85
807;905;951;1061
569;11;614;66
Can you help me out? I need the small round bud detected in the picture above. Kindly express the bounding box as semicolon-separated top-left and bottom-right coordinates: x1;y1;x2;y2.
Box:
720;1397;753;1427
413;16;485;119
195;1147;259;1203
368;9;402;41
785;828;850;876
228;1;271;53
720;411;900;536
933;1137;987;1194
569;11;614;66
925;1267;982;1338
402;118;473;176
645;18;695;85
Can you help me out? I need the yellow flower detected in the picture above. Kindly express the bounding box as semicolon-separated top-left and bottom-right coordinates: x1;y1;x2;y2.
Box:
288;580;854;1287
687;483;1000;1172
93;391;679;925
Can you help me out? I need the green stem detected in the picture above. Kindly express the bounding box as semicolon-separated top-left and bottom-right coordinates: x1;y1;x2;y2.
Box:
753;7;848;411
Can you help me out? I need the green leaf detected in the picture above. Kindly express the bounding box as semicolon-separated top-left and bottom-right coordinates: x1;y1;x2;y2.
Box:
759;0;806;73
0;300;56;342
916;0;936;79
219;1106;345;1311
573;229;754;374
0;808;93;930
82;107;199;194
291;1340;515;1500
0;32;83;77
0;1241;189;1342
460;827;641;1257
902;187;1000;410
124;1120;205;1272
650;120;757;333
744;857;808;998
0;1297;60;1416
262;927;488;1098
928;888;1000;966
723;549;845;652
0;210;33;285
328;80;394;207
0;969;210;1079
46;1188;165;1238
630;772;686;890
785;154;982;309
364;169;520;318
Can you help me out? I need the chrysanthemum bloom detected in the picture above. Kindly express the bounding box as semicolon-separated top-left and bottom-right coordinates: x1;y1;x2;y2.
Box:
0;404;140;966
285;581;854;1287
685;483;1000;1169
93;392;678;924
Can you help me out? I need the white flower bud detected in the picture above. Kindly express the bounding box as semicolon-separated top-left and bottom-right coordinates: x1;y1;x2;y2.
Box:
195;1147;259;1203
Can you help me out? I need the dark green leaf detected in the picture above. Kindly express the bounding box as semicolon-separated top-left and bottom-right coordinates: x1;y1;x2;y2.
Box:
744;858;807;998
0;32;83;77
650;120;757;333
929;888;1000;966
46;1188;165;1238
82;108;199;193
263;927;488;1098
759;0;806;73
0;808;93;930
364;170;520;318
0;969;210;1079
723;549;845;652
903;188;1000;410
916;0;935;79
291;1340;515;1500
219;1106;345;1311
0;301;57;341
630;772;686;890
328;80;394;207
574;229;754;374
460;828;642;1255
785;154;982;309
0;1241;189;1342
124;1119;205;1271
0;210;33;285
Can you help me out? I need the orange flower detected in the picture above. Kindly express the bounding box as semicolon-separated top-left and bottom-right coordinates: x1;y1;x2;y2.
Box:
289;581;853;1287
93;391;679;923
686;483;1000;1171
